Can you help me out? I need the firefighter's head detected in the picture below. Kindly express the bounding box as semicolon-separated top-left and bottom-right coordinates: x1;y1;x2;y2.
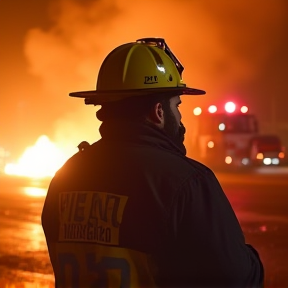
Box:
69;38;205;147
95;93;186;147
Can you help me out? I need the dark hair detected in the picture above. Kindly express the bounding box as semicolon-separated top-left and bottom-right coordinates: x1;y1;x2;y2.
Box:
96;94;172;122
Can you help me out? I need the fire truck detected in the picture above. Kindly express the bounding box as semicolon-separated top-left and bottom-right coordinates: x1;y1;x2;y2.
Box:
186;101;286;169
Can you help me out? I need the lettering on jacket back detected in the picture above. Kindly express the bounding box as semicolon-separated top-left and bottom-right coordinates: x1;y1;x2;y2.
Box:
58;191;128;245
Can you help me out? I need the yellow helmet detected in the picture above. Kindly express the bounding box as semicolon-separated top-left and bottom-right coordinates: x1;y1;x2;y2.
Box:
69;38;205;105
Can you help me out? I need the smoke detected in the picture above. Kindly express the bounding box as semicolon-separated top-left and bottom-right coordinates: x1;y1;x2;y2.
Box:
23;0;288;154
24;0;124;151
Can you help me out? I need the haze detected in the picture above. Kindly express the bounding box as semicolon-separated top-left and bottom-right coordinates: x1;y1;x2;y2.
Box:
1;0;288;162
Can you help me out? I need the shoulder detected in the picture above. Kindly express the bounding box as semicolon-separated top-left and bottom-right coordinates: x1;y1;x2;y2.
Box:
176;155;217;183
173;157;224;201
55;140;101;176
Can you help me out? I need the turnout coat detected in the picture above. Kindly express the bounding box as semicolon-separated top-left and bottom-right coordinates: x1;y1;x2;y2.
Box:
42;121;264;287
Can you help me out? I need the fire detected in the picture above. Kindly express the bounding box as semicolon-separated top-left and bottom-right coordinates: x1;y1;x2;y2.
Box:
4;135;69;179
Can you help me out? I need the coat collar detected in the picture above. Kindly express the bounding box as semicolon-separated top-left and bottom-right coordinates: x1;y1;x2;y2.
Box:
99;120;186;156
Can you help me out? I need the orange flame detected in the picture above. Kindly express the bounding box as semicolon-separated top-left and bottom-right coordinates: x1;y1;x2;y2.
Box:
4;135;69;179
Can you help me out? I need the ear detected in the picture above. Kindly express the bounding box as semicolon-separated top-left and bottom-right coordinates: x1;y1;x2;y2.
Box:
147;102;165;127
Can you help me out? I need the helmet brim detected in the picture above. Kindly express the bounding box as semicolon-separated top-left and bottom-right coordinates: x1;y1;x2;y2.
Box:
69;87;206;105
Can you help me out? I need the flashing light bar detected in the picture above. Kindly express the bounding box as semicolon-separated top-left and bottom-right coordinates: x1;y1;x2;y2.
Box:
193;101;249;116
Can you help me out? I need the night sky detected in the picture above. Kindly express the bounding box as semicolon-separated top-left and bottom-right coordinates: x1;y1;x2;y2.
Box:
1;0;288;160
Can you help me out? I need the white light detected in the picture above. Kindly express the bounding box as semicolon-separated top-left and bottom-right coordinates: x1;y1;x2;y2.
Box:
242;158;249;165
225;102;236;113
272;158;280;165
208;105;217;113
263;158;272;165
219;123;225;131
241;106;248;113
193;107;202;116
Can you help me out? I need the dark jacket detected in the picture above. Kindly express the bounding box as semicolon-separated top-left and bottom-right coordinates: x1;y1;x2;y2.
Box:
42;121;264;288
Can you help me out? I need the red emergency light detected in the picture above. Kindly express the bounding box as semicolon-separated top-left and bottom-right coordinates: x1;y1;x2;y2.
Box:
224;102;236;113
193;102;249;115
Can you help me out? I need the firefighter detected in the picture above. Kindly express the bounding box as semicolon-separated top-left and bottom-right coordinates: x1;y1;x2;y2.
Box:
42;38;264;287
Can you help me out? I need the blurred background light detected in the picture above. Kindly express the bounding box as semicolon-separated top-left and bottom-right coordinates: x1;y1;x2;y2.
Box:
208;105;217;113
225;101;236;113
225;156;232;164
241;106;249;113
193;107;202;116
219;123;226;131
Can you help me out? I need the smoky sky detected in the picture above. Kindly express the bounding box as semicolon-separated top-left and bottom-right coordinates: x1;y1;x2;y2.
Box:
0;0;288;159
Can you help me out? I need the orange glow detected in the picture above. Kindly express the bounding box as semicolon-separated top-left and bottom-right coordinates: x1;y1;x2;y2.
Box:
4;135;68;178
208;105;217;113
23;187;47;197
193;107;202;116
225;156;232;164
256;153;264;160
279;152;285;159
